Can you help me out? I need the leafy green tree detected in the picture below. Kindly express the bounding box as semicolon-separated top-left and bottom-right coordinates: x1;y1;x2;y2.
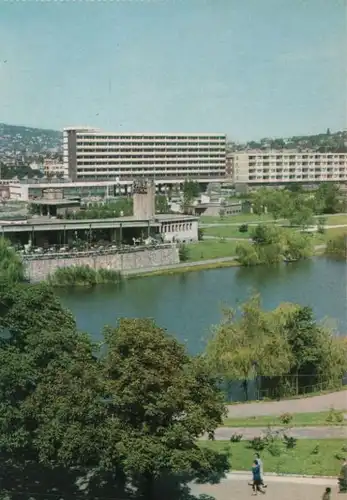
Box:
281;306;347;394
0;238;25;283
182;180;200;213
206;295;292;400
0;283;229;499
155;195;170;214
101;318;229;498
314;183;342;214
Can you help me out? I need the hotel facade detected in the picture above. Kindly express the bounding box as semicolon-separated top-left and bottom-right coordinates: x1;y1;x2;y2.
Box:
232;151;347;185
63;127;226;182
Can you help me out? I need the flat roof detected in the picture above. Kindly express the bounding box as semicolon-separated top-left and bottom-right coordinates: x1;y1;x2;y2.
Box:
30;199;80;206
0;214;198;233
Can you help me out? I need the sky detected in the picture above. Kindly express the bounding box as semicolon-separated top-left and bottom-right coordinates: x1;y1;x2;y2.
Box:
0;0;346;141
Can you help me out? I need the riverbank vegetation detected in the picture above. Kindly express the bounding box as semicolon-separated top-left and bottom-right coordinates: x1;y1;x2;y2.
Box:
0;279;229;499
235;224;313;266
47;264;122;287
206;294;347;400
200;439;346;476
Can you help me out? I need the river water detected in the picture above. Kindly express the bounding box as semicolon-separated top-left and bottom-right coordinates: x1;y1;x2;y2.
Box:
59;257;347;355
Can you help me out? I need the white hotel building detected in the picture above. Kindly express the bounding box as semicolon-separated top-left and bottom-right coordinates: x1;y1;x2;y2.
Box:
232;151;347;185
63;127;226;182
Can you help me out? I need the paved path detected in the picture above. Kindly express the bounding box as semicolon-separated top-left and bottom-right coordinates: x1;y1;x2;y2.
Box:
226;390;347;418
206;426;347;440
191;473;339;500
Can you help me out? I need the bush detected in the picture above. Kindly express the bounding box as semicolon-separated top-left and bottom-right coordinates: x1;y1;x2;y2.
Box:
229;433;243;443
239;224;249;233
179;244;190;262
279;413;293;425
326;408;344;424
198;228;205;241
249;436;268;451
48;265;122;287
283;435;297;449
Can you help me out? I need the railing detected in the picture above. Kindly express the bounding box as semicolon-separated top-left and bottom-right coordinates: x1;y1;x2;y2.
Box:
21;243;175;260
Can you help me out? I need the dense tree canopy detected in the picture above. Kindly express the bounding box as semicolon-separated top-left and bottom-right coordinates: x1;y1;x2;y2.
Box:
0;281;228;500
206;294;347;399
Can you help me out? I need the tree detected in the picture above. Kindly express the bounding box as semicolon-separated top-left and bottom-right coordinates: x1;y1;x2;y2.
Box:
314;183;342;214
0;238;25;283
101;318;229;498
206;295;292;400
0;283;229;499
182;180;200;214
155;195;170;214
281;306;347;394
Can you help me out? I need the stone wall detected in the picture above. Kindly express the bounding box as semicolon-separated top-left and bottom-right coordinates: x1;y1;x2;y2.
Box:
24;245;179;282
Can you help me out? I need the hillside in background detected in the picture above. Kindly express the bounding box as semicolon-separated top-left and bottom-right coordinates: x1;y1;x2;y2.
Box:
0;123;346;157
227;129;347;153
0;123;63;155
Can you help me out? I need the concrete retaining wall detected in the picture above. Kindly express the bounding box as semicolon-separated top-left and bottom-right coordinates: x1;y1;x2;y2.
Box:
24;246;179;282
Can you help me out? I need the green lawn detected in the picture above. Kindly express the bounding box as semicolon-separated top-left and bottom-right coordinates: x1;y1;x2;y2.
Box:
187;240;238;261
200;213;275;225
202;222;347;242
223;411;347;428
321;214;347;225
199;439;347;476
203;226;251;239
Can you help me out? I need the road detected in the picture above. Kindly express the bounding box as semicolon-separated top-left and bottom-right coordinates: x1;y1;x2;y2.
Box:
226;390;347;418
191;473;338;500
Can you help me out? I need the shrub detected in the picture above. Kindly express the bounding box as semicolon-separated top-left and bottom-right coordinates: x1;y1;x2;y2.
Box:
198;228;205;241
239;224;249;233
229;433;243;443
249;436;268;451
283;435;297;449
179;244;190;262
279;413;293;425
267;439;282;456
326;408;344;424
48;265;122;287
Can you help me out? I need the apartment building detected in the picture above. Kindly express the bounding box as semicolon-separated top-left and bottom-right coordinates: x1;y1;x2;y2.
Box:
63;127;226;182
43;159;66;178
232;151;347;184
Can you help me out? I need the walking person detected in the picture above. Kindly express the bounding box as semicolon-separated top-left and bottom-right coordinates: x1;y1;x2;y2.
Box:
250;460;266;495
255;453;267;488
322;487;331;500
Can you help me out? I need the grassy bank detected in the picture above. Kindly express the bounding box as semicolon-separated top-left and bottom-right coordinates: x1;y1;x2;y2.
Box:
199;439;347;476
186;240;238;261
48;265;122;287
223;411;347;428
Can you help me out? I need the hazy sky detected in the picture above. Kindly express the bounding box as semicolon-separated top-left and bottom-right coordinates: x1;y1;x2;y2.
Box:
0;0;346;141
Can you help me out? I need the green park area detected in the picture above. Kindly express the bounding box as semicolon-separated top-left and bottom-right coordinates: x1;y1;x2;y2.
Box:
200;438;347;476
186;239;238;261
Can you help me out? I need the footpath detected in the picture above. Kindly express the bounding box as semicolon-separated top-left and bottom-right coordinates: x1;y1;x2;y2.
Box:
226;389;347;418
191;473;338;500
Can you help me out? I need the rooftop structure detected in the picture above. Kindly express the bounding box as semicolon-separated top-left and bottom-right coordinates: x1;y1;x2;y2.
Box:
63;127;226;182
